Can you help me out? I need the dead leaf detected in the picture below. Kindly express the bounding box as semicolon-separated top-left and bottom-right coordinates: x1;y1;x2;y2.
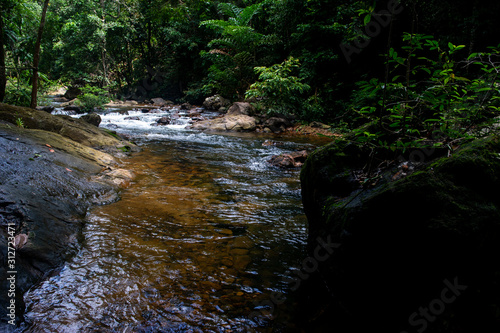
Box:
46;144;52;148
14;234;28;249
66;168;72;172
49;149;55;153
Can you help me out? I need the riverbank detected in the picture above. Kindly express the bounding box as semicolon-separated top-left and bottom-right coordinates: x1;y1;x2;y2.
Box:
0;103;137;329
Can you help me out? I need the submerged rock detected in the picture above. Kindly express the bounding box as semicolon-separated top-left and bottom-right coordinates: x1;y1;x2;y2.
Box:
299;136;500;332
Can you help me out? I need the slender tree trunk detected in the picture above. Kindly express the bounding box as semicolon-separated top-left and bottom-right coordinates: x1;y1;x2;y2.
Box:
30;0;50;109
0;12;6;102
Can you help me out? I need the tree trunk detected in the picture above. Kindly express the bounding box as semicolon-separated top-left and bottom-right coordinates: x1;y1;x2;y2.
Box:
0;12;6;102
30;0;50;109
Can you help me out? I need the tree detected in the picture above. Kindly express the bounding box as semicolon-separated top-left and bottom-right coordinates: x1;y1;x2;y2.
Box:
200;2;274;100
30;0;49;109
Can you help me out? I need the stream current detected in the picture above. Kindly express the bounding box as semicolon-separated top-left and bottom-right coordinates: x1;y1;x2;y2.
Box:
19;105;329;332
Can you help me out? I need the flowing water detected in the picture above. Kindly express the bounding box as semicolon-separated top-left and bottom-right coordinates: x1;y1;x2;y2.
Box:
19;105;330;332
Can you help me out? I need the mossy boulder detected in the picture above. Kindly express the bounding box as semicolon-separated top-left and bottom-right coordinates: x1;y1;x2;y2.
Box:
0;103;117;147
299;136;500;332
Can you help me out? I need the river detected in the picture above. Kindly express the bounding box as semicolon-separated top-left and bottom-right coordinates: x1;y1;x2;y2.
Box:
18;105;330;332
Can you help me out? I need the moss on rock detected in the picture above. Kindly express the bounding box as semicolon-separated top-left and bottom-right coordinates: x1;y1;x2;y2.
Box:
299;135;500;332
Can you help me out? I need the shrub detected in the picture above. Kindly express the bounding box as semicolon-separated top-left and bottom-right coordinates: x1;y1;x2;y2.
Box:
245;56;310;116
75;85;111;111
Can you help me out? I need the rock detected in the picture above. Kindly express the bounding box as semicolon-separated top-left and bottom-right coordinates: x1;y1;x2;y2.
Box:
141;108;151;113
0;103;131;148
180;103;192;110
36;106;55;113
53;97;69;103
60;98;78;107
202;95;231;111
151;98;173;106
227;102;255;116
63;105;82;114
0;104;137;326
124;116;141;121
299;136;500;332
156;116;171;125
190;115;256;132
80;113;102;127
310;121;331;129
125;100;138;105
64;86;82;100
263;117;292;133
268;150;308;168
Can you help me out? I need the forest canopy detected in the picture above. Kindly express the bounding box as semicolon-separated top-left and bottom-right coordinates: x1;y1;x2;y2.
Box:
1;0;499;145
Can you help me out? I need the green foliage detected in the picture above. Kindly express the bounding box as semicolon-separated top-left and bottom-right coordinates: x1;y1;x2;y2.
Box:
75;85;110;112
351;34;500;150
245;57;310;116
16;117;25;128
200;1;275;100
5;80;32;107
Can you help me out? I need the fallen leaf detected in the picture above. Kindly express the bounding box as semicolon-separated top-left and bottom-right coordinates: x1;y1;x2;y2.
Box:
66;168;72;172
46;144;52;148
49;149;55;153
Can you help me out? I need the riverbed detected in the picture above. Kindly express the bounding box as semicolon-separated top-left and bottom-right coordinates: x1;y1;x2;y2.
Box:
19;106;330;332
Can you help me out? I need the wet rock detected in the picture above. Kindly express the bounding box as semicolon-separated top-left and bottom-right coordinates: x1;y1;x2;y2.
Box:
180;103;192;110
36;106;55;113
80;113;102;127
156;116;171;125
124;116;141;121
151;98;173;106
268;150;308;168
227;102;255;116
202;95;231;111
63;105;82;114
60;98;78;107
141;108;151;113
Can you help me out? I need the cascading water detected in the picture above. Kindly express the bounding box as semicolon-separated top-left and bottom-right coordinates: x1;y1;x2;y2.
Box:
18;105;330;332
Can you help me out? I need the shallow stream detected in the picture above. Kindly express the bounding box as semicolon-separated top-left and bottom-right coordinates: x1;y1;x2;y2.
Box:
19;105;330;332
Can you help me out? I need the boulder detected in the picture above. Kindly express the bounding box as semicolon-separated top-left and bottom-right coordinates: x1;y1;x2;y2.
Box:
202;95;231;111
80;113;102;127
227;102;255;116
268;150;308;168
263;117;292;133
156;116;171;125
63;105;82;114
124;116;141;121
298;136;500;332
180;103;192;110
151;98;173;106
190;115;256;132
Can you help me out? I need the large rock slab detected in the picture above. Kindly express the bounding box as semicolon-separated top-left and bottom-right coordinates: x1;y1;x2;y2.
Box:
299;136;500;332
190;115;256;132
